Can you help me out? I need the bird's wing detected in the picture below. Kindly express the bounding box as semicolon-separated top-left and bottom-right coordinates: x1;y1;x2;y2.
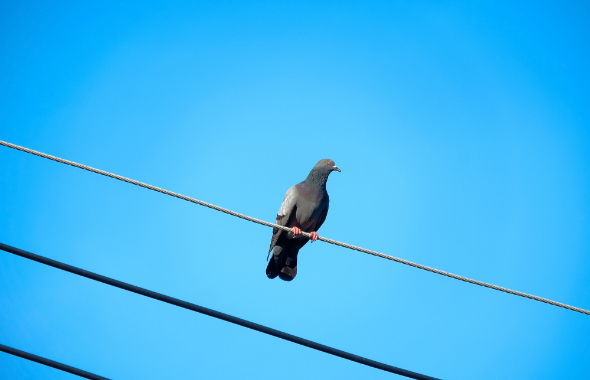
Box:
267;186;298;258
313;203;329;232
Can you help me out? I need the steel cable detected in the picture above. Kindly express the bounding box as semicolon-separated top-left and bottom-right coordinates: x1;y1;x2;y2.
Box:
1;140;588;316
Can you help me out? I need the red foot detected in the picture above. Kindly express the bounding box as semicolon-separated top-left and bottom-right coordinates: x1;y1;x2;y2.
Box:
292;226;301;235
309;231;319;242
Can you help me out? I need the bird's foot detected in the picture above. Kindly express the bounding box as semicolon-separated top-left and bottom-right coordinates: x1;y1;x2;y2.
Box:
309;231;318;242
292;226;301;235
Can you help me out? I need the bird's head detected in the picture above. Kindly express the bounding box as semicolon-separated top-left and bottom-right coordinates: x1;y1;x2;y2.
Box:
314;159;341;174
306;159;341;185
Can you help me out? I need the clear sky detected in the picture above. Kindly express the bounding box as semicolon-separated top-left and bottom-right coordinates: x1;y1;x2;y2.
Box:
1;1;589;379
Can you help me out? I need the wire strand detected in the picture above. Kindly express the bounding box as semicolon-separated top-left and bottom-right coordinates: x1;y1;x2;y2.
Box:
0;242;440;380
0;343;110;380
1;140;588;316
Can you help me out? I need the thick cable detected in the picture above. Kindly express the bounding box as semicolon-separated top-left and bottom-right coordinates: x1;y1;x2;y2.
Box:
0;343;110;380
0;243;439;380
0;140;588;316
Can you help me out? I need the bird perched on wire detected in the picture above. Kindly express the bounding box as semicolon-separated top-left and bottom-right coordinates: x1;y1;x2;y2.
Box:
266;159;341;281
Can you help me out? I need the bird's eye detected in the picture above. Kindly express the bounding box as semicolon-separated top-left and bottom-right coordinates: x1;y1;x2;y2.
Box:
326;161;329;165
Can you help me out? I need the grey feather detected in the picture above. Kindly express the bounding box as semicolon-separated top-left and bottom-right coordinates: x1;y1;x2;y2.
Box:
266;159;340;281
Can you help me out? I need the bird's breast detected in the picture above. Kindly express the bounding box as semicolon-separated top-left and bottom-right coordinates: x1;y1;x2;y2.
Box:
293;198;327;232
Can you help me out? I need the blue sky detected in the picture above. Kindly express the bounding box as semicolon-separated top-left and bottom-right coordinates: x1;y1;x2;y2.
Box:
1;1;589;379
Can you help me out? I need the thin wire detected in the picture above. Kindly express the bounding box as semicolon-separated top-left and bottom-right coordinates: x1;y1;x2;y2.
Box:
1;139;588;316
0;343;110;380
0;242;440;380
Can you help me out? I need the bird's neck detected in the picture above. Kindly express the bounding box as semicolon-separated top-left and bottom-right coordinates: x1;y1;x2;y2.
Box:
305;170;329;189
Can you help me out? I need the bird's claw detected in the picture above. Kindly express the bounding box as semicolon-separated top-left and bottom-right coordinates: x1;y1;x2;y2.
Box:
309;231;319;242
291;227;318;242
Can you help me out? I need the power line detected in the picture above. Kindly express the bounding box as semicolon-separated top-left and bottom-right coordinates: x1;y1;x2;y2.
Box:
1;140;588;316
0;242;439;380
0;343;110;380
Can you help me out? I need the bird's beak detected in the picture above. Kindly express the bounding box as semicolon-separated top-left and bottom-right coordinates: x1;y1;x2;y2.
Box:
333;166;341;172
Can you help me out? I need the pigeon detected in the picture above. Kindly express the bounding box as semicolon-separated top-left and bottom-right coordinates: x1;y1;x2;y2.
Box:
266;159;341;281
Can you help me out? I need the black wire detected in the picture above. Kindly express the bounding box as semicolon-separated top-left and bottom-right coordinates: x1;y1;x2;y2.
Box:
0;343;110;380
0;242;440;380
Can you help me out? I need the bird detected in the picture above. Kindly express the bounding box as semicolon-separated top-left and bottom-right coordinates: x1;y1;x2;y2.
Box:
266;159;341;281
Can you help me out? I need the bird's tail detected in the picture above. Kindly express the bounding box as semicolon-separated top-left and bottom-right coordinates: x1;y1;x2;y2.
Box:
266;245;298;281
266;255;280;279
